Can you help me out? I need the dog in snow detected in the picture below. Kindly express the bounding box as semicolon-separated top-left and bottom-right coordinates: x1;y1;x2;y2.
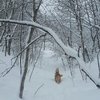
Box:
54;68;63;84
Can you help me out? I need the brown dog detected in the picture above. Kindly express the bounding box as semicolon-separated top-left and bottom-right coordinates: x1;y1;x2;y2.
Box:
54;68;63;84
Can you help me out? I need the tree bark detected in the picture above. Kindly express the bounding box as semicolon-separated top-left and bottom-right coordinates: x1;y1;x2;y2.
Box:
19;48;29;98
19;0;42;98
19;27;34;98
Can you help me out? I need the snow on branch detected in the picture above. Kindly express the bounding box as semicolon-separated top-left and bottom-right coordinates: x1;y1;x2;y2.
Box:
0;19;100;88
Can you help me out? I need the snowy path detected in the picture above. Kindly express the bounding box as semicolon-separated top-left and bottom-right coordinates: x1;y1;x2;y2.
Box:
0;50;100;100
24;67;99;100
25;49;100;100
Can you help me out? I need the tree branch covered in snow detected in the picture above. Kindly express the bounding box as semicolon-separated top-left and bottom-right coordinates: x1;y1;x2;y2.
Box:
0;19;100;88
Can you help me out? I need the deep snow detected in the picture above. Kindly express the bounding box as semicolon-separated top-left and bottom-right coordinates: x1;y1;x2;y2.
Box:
0;49;100;100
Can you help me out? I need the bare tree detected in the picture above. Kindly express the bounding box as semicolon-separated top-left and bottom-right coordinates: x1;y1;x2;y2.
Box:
19;0;42;98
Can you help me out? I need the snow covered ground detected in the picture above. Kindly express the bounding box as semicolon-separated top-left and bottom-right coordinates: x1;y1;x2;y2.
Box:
0;49;100;100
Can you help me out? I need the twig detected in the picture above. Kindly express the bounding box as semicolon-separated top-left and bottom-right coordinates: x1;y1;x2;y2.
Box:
34;83;44;97
0;34;46;77
61;58;66;71
0;57;18;77
11;33;46;61
29;41;44;82
0;59;8;66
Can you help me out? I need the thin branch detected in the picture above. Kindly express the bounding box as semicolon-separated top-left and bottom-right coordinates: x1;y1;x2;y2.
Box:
0;57;18;77
0;59;8;66
11;33;46;60
82;18;100;29
33;83;44;97
29;41;44;81
0;33;46;77
37;0;42;11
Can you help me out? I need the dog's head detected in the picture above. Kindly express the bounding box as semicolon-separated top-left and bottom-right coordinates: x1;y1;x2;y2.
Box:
55;68;59;73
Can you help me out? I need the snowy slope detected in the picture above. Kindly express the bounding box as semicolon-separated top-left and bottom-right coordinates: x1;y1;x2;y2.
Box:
0;50;100;100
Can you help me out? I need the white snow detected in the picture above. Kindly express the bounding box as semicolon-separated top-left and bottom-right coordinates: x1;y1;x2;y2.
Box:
0;49;100;100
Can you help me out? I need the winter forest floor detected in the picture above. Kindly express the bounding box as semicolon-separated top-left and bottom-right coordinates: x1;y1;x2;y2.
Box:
0;49;100;100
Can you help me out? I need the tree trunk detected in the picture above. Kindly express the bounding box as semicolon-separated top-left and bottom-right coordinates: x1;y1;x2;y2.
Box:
19;27;34;98
19;0;42;98
8;38;12;55
19;0;24;75
97;50;100;78
19;48;29;98
5;37;7;56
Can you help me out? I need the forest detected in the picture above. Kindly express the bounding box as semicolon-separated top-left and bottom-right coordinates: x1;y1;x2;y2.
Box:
0;0;100;99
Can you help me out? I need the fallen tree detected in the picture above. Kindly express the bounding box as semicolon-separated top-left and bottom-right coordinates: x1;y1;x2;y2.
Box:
0;19;100;88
